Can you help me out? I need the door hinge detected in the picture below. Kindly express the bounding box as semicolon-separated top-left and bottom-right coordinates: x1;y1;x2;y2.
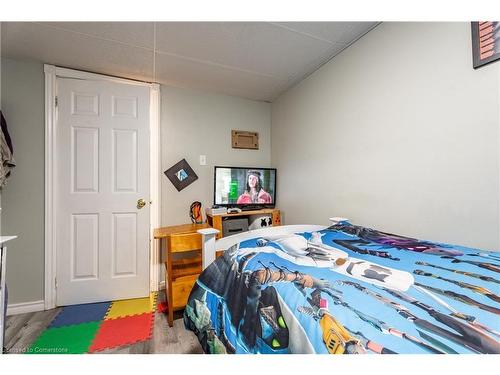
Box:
54;277;58;289
55;96;58;107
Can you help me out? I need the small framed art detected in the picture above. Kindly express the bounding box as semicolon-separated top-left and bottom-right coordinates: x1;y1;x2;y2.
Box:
164;158;198;192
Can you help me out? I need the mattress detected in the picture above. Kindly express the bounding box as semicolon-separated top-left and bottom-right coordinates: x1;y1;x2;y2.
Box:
183;223;500;354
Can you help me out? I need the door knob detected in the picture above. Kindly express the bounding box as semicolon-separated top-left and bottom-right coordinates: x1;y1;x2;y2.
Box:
137;198;146;209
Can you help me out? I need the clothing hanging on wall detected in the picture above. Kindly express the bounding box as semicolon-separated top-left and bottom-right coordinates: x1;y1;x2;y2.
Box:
0;111;16;188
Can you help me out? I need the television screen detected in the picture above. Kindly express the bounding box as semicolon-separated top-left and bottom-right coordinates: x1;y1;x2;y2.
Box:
214;166;276;207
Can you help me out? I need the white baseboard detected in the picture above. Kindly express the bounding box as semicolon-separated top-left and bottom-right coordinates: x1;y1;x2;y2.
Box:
7;300;45;316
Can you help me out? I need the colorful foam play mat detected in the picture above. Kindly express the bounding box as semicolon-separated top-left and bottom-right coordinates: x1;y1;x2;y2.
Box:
27;293;157;354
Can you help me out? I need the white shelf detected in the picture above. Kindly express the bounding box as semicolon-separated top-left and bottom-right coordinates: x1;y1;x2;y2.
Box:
1;235;16;353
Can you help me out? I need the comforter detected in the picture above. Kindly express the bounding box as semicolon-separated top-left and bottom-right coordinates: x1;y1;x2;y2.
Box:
183;223;500;354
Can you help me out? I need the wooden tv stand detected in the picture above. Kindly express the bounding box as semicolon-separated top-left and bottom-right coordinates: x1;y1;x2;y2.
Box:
206;208;281;239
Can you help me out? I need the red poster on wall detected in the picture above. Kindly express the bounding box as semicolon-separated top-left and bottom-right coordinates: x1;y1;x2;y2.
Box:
472;21;500;69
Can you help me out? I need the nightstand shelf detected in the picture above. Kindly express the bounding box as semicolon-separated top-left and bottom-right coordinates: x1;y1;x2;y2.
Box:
206;208;281;238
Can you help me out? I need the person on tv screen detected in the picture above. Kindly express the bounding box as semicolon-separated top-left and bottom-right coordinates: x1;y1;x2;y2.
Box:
237;170;272;204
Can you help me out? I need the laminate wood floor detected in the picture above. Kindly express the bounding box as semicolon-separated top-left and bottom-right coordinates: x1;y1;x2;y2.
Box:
4;295;203;354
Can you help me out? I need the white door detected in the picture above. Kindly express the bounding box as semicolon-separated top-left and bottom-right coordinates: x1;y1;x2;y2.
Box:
56;77;150;306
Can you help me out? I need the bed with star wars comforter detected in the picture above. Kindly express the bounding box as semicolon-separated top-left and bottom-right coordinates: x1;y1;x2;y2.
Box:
183;223;500;354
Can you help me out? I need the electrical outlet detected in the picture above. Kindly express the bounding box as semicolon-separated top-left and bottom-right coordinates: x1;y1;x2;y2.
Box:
199;155;207;165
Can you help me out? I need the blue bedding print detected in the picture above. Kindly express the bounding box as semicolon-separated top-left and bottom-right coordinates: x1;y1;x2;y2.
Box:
183;223;500;354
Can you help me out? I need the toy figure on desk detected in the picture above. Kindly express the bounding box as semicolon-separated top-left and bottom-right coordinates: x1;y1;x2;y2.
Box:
190;201;203;224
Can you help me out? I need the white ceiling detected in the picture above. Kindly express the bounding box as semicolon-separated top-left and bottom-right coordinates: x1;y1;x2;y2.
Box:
1;22;378;102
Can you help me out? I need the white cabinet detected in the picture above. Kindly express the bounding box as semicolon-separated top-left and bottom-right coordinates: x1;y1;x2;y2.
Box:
0;236;17;354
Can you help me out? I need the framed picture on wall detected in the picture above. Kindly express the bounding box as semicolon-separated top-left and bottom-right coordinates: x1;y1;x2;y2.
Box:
164;158;198;192
471;21;500;69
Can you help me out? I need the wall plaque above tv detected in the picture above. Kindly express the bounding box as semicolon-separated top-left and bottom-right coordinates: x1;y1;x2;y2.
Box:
231;130;259;150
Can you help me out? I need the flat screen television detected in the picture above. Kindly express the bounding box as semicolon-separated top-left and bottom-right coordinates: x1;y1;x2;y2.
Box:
214;166;277;209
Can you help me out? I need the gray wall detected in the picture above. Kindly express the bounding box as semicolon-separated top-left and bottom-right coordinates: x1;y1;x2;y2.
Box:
1;58;45;304
161;86;271;226
272;22;500;251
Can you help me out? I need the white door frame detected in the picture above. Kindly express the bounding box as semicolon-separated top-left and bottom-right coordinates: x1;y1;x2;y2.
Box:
44;65;161;310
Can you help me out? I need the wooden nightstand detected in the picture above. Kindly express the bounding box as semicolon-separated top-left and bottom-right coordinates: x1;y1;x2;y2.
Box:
153;223;210;327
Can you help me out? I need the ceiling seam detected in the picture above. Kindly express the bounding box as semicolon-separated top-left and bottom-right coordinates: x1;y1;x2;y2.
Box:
269;22;342;45
154;49;286;81
33;22;154;52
